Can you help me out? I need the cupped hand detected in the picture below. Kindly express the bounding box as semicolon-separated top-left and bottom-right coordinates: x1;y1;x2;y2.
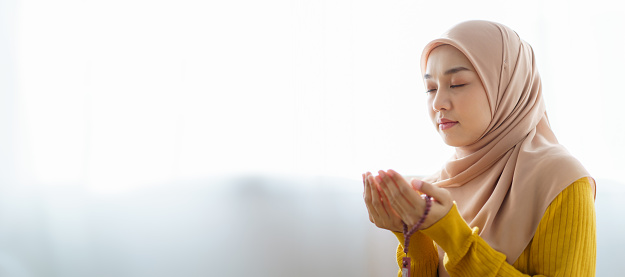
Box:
376;169;453;230
362;172;403;232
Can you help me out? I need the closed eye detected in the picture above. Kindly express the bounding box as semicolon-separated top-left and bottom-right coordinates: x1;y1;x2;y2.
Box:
450;84;466;88
426;88;437;93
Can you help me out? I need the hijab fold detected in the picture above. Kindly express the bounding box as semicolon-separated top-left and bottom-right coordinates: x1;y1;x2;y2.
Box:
419;20;594;276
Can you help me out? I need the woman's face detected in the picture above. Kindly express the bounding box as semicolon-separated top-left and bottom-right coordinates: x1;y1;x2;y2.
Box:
424;45;491;147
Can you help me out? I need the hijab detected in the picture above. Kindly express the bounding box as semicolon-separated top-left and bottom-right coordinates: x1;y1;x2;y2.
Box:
419;20;595;275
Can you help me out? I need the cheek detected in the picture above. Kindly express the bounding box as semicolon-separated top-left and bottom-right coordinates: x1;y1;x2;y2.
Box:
479;109;492;131
427;101;436;123
471;93;491;134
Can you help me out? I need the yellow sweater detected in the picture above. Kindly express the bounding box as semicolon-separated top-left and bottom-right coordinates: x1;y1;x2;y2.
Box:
393;177;596;276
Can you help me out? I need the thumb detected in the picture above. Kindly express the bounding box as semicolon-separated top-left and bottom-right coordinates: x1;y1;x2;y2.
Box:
411;179;448;203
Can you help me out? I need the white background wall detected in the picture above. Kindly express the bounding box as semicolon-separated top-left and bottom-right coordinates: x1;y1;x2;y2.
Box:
1;0;624;276
5;0;625;190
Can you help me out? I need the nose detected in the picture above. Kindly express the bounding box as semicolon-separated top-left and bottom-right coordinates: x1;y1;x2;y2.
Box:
431;88;451;112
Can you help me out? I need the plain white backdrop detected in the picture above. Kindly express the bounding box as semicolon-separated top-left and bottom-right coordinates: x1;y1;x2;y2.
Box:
1;0;624;276
4;0;625;191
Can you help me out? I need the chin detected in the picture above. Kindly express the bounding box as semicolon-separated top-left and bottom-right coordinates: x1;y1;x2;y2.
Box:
440;136;465;148
444;141;463;147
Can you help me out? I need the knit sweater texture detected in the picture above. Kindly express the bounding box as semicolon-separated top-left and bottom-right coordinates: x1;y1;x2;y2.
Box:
393;177;596;276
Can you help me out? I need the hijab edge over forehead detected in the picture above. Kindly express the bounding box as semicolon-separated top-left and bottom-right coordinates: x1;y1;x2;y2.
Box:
420;21;507;113
420;39;490;93
419;38;499;144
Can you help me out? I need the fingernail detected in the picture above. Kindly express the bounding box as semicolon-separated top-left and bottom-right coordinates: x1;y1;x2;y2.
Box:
411;179;423;190
378;170;385;177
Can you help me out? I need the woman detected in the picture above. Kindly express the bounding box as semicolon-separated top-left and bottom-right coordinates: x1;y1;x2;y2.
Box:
362;20;596;276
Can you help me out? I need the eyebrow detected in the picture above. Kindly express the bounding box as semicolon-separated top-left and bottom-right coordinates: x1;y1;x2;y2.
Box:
424;66;471;80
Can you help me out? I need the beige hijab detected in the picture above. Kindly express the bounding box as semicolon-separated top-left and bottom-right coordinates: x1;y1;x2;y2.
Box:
419;20;595;275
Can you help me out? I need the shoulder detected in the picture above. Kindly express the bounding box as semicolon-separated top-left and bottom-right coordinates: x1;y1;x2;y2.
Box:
548;177;594;207
521;148;593;201
528;177;597;274
541;177;595;224
529;148;587;177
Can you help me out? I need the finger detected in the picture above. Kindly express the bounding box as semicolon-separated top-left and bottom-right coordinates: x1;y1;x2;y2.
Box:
411;179;450;205
411;179;454;229
387;169;423;199
370;175;391;218
363;173;377;222
369;174;388;217
365;174;382;221
378;170;421;222
379;170;421;205
372;175;404;231
362;173;366;197
371;174;397;228
363;172;370;198
377;183;401;218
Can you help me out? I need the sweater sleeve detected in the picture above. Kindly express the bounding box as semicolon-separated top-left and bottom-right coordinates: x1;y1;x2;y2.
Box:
418;178;595;276
393;230;439;277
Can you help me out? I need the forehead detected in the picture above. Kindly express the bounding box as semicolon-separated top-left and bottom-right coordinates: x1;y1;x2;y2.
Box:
425;45;475;75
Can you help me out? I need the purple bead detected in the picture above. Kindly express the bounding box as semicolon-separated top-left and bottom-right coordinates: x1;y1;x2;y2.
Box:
402;195;433;256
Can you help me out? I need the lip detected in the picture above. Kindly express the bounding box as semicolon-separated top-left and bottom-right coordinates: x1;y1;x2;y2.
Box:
437;118;457;124
437;118;458;130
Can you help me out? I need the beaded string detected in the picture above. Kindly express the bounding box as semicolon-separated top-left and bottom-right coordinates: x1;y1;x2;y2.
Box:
402;194;432;266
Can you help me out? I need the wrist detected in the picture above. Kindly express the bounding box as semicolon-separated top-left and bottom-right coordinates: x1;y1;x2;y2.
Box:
421;200;454;229
421;202;473;254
